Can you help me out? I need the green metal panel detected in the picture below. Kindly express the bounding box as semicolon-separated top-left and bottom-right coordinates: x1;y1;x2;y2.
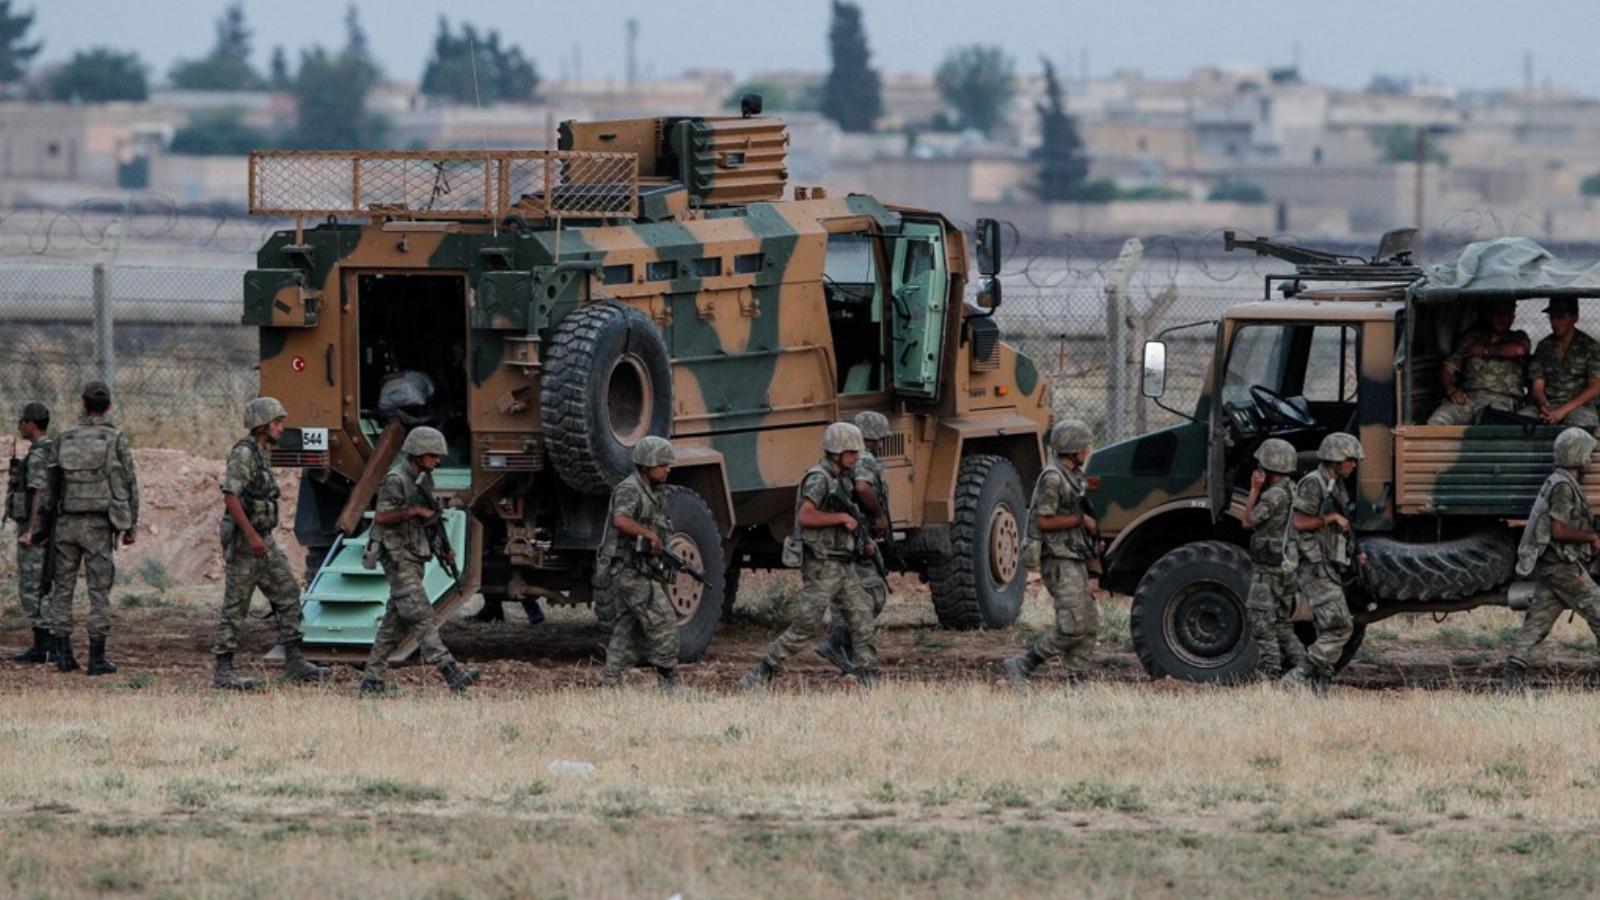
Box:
889;222;947;399
299;508;469;647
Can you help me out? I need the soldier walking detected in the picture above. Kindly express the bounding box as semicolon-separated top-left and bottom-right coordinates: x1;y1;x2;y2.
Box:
1280;433;1365;694
596;436;681;691
47;382;138;675
1003;420;1099;690
1242;438;1306;680
740;422;880;690
211;398;330;689
8;403;54;663
816;410;892;675
1502;427;1600;691
356;426;479;694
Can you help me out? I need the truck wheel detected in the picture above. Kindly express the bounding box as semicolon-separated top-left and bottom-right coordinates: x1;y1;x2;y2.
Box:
662;486;727;662
1130;541;1258;683
541;302;673;495
929;455;1028;629
1359;529;1515;601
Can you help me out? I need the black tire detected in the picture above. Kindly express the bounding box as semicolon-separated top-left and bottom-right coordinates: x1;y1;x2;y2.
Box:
541;302;673;495
1359;529;1515;601
928;455;1028;629
1130;541;1258;683
662;486;727;662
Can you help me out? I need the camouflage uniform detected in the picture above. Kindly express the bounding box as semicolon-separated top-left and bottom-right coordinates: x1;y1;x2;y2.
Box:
213;436;304;656
1024;459;1098;675
48;414;138;643
820;448;890;665
359;460;458;682
1520;330;1600;427
598;471;680;683
1426;328;1530;425
8;435;53;630
1507;472;1600;667
1289;468;1354;679
759;460;877;674
1246;479;1303;678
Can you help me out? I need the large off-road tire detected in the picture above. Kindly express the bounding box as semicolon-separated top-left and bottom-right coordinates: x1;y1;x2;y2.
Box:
662;486;727;662
1358;529;1515;601
928;455;1028;629
541;302;673;495
1130;541;1258;683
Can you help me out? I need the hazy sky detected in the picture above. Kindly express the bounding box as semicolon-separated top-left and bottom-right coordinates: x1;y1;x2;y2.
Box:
25;0;1600;95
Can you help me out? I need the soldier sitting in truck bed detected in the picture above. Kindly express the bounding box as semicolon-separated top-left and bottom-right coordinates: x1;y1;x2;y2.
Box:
1518;298;1600;427
1425;299;1530;425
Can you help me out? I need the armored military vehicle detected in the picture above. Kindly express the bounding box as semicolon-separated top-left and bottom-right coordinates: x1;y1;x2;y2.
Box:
244;106;1050;661
1094;229;1600;682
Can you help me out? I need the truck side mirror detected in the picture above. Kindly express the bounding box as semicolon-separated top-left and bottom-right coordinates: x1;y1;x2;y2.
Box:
976;276;1002;311
975;218;1001;277
1141;341;1167;398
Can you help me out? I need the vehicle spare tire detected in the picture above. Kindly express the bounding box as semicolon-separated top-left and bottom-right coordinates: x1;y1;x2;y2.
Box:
541;302;674;495
1359;528;1515;601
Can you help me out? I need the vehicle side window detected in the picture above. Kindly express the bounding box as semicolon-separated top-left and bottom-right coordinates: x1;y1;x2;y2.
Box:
1303;325;1358;403
1222;325;1291;407
824;234;877;284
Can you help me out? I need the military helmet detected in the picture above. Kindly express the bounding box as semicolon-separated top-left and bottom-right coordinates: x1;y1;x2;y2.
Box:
17;401;49;425
243;396;288;431
631;435;676;467
1049;419;1094;455
1554;427;1597;468
852;410;891;441
1254;438;1297;475
401;426;449;457
1317;432;1365;463
821;421;866;454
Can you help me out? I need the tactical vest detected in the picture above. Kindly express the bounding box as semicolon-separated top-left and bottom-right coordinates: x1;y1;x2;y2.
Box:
1249;481;1292;567
598;472;670;570
1286;468;1352;571
798;462;853;559
56;421;131;524
231;437;282;533
1027;461;1092;561
374;465;433;561
1517;469;1589;574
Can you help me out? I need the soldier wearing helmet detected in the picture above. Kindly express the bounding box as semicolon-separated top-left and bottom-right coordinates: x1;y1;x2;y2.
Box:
1002;418;1099;691
45;381;139;676
357;426;480;695
1503;427;1600;692
597;435;682;691
1281;432;1365;694
740;422;880;690
211;397;328;690
815;411;893;676
1241;438;1306;680
8;401;54;664
1426;299;1530;425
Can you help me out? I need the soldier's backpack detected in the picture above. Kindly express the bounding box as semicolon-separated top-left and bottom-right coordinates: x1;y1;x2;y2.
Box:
57;423;131;528
1516;469;1583;576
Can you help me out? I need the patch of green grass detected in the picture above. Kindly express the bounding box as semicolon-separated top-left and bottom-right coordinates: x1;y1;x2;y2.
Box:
346;778;447;804
137;557;176;593
116;592;172;609
912;628;953;651
164;777;221;810
1053;779;1146;814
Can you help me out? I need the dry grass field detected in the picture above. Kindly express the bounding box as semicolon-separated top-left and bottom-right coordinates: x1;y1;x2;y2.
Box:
6;569;1600;897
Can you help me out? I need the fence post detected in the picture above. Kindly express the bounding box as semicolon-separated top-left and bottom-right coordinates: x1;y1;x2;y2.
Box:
92;263;114;387
1102;238;1143;441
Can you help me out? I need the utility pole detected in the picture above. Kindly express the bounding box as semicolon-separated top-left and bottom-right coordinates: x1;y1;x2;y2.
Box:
1414;127;1426;241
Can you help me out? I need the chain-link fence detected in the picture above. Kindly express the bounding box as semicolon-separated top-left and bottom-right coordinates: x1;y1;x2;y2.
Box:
0;251;1263;458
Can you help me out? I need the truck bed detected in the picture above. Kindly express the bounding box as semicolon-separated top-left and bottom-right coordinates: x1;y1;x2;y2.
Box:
1394;425;1600;516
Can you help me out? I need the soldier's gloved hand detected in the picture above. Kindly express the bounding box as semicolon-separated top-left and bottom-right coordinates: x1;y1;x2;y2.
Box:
248;534;268;558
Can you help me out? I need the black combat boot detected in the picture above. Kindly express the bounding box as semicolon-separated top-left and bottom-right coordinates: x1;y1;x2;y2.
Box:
439;660;481;693
1001;649;1044;693
814;625;856;676
737;659;775;692
521;600;546;625
281;641;331;684
358;677;390;696
212;653;260;691
12;628;51;663
855;667;882;690
85;638;117;676
1310;672;1333;697
54;635;80;672
469;599;506;623
1500;659;1528;694
656;666;679;693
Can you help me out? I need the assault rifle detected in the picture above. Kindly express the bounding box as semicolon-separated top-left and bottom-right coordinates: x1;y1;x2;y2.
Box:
1080;476;1106;577
420;491;460;582
829;478;889;579
633;533;708;585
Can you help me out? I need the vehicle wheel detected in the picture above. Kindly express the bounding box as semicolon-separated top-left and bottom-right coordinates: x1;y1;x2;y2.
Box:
662;486;727;662
541;302;673;495
1130;541;1257;683
929;454;1028;629
1360;529;1515;601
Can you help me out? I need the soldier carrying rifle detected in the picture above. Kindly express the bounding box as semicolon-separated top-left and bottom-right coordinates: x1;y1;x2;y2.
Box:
7;402;54;663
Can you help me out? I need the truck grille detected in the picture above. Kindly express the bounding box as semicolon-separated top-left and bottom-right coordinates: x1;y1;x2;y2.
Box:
969;316;1000;372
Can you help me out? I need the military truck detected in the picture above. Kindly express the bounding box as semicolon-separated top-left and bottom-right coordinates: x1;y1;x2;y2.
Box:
244;107;1050;661
1093;229;1600;682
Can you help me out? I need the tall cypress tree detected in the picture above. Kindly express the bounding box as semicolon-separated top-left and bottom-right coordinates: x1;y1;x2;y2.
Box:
0;0;42;89
820;0;881;133
1031;57;1089;201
